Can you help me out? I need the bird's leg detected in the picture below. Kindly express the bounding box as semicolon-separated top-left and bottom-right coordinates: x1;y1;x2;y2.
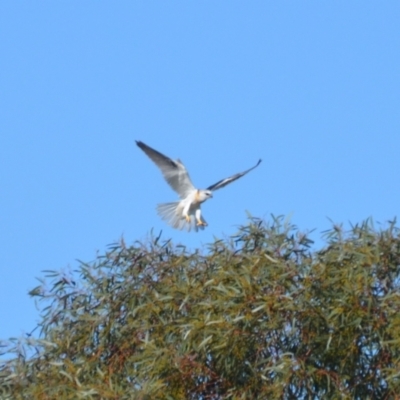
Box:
182;202;192;223
195;208;207;226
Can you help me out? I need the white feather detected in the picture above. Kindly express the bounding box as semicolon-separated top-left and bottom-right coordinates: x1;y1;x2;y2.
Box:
156;200;206;232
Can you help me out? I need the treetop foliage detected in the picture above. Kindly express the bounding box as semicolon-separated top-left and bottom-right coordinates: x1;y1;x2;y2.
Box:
1;216;400;399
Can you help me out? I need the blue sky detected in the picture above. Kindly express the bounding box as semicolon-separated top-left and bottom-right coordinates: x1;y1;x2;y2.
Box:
1;2;399;345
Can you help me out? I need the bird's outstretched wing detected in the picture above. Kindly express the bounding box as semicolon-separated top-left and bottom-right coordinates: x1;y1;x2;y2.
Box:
207;159;262;191
136;141;196;198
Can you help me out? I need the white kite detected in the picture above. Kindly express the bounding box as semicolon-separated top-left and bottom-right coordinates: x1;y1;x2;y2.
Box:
136;141;261;232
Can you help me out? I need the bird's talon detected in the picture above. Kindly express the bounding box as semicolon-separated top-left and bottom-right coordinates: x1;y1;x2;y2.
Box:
196;220;207;226
185;215;191;222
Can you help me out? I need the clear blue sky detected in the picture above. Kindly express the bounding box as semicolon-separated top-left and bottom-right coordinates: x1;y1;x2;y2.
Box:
1;2;399;344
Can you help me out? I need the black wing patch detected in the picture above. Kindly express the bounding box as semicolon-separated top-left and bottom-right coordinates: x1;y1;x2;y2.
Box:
207;159;262;191
135;141;178;169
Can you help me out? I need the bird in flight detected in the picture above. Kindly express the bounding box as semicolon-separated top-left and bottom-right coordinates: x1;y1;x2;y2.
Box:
136;141;261;232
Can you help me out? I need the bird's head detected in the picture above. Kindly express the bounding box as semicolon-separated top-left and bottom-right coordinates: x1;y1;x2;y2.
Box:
198;190;213;202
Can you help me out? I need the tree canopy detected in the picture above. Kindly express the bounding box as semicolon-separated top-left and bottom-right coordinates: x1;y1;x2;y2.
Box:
1;216;400;399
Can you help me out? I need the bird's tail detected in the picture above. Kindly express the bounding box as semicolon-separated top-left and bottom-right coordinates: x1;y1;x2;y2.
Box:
157;201;205;232
156;202;189;232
